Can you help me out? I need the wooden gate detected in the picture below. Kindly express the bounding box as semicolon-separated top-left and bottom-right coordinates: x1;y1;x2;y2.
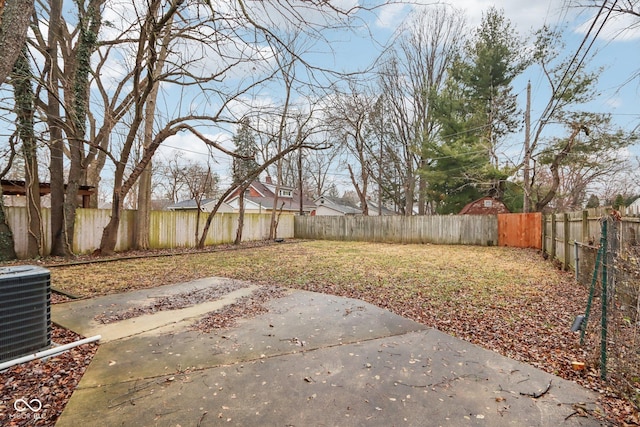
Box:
497;213;542;249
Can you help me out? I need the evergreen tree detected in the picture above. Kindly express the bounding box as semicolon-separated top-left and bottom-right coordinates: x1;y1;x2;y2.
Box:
586;194;600;209
613;194;625;210
232;118;259;184
425;7;526;213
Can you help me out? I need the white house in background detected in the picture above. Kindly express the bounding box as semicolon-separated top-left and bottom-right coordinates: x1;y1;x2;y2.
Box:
166;198;234;213
224;177;316;215
314;196;362;216
314;196;396;216
366;200;397;216
628;197;640;215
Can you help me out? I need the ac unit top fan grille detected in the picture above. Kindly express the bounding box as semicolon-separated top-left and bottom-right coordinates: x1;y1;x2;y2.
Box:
0;266;51;363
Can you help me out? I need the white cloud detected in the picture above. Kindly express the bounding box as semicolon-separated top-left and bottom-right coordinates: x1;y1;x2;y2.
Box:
574;10;640;42
375;3;411;29
605;97;623;109
158;131;230;164
403;0;563;34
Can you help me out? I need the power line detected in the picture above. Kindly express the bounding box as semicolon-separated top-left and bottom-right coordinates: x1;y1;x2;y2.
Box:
539;0;618;126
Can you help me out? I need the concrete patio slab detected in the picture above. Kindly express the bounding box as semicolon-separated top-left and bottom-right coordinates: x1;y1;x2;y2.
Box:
53;280;603;426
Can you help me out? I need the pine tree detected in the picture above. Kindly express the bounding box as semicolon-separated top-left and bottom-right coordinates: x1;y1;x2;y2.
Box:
425;7;526;213
232;118;259;184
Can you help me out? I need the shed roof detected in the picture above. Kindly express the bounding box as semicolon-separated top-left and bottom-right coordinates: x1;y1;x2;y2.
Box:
459;197;510;215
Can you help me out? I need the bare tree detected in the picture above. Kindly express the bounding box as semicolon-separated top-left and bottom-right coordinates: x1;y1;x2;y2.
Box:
327;86;374;215
524;27;634;212
377;5;466;215
5;0;390;258
134;6;174;250
29;0;105;256
301;136;341;199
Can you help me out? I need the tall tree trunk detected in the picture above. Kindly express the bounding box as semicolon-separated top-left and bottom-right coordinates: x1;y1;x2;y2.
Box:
269;162;282;239
62;0;102;255
235;190;245;245
348;164;369;216
100;192;121;254
417;160;426;215
99;1;176;255
12;46;42;257
135;21;169;249
0;0;34;85
136;163;152;249
404;171;414;216
47;0;67;256
0;187;17;261
523;81;532;213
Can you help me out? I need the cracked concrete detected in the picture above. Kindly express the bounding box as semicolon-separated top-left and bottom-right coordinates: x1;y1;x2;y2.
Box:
54;278;604;426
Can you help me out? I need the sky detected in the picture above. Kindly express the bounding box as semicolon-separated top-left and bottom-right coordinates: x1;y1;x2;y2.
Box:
150;0;639;197
2;0;637;202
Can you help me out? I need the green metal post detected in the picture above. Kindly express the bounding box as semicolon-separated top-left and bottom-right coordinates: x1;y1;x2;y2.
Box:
580;244;602;345
600;219;608;380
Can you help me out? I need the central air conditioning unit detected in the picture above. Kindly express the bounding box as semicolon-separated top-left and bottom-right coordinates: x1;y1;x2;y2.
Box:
0;266;51;363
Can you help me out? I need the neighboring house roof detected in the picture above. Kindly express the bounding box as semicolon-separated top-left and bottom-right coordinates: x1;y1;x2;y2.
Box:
459;197;510;215
225;179;316;214
315;196;362;215
167;198;233;213
314;197;397;216
151;199;174;211
365;200;396;216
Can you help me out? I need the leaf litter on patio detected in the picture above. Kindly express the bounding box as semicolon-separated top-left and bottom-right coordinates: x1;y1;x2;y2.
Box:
2;240;638;425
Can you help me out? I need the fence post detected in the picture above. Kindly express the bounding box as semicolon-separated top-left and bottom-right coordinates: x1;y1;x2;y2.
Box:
563;213;570;270
600;218;608;380
582;210;588;243
550;214;557;261
542;214;547;255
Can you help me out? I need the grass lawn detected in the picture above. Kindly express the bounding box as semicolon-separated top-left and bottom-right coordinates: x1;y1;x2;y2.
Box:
46;240;637;422
51;240;583;365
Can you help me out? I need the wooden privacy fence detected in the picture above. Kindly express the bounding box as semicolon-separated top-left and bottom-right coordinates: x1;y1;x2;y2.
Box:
6;207;294;258
295;214;542;248
543;207;640;277
497;213;542;249
7;207;545;259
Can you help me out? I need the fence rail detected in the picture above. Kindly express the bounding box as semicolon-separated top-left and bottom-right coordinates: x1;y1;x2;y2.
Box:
6;207;294;258
542;207;640;280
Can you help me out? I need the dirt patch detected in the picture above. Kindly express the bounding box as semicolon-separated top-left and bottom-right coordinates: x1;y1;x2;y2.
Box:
191;285;288;332
94;282;249;324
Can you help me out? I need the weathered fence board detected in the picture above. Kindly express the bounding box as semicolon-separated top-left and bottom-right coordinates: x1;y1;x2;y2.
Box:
497;213;542;249
6;207;294;258
295;215;498;246
542;207;640;278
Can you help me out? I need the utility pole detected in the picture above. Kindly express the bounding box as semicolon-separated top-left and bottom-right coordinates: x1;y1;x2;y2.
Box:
523;81;532;213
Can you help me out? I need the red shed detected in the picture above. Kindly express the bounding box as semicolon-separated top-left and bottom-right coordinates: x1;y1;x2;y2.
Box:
459;197;510;215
